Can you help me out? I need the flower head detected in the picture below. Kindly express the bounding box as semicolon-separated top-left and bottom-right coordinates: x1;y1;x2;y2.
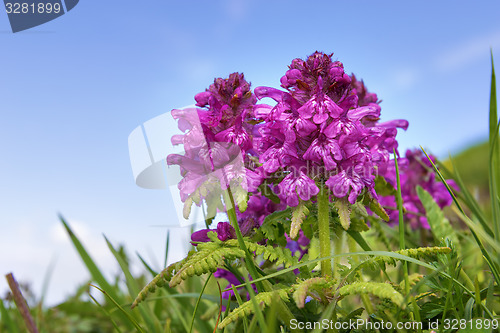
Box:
379;149;458;229
168;73;262;220
254;52;408;205
190;222;236;244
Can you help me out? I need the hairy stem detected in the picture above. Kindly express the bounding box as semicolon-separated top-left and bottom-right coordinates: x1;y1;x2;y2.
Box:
318;186;332;277
334;229;344;280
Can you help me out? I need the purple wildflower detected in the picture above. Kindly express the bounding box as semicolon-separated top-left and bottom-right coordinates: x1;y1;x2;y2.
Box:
254;52;408;206
286;230;310;259
379;149;458;229
214;268;259;310
167;73;263;221
190;222;236;245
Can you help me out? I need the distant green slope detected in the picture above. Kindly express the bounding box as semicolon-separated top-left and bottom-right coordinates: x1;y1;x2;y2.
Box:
444;141;490;193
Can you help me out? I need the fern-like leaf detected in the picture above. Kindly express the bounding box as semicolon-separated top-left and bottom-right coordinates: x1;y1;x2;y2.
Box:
417;186;459;245
218;289;290;329
397;246;451;259
133;235;302;309
398;273;423;291
290;202;309;238
259;208;291;245
338;282;404;307
225;239;299;268
169;242;245;287
231;184;248;213
335;197;352;230
292;277;332;308
376;246;451;266
132;258;186;308
364;193;389;222
132;240;246;308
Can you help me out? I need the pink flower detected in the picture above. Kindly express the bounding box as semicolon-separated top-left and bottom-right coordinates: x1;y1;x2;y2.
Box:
254;52;408;206
379;149;458;229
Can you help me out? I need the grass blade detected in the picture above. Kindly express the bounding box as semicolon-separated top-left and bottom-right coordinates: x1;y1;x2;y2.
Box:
136;252;159;277
231;285;248;332
189;274;212;333
90;284;145;333
164;230;170;269
489;51;500;212
445;157;492;237
311;298;336;333
421;148;500;287
488;118;500;240
225;251;472;298
104;236;160;332
394;149;411;300
0;298;20;333
88;293;123;333
59;216;119;301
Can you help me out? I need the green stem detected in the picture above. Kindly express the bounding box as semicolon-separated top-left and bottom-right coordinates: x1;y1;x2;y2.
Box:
189;274;212;333
222;189;301;331
333;229;344;280
318;186;332;277
394;150;413;318
360;294;374;315
222;189;261;288
222;190;267;329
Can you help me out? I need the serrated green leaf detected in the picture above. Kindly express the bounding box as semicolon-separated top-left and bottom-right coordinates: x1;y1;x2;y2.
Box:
335;198;351;230
364;194;390;222
290;202;309;238
374;175;397;196
292;277;330;308
349;217;370;232
259;208;291;246
218;289;290;329
339;282;404;307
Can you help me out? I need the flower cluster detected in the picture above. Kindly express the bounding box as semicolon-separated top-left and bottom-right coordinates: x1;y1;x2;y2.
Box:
167;73;262;219
157;52;473;326
379;149;457;229
169;51;413;242
253;52;408;206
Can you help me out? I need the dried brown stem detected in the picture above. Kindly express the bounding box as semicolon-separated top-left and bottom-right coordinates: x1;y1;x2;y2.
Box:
5;273;39;333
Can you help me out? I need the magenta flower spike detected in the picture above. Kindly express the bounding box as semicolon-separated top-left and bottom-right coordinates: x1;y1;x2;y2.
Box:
254;52;408;207
167;73;262;222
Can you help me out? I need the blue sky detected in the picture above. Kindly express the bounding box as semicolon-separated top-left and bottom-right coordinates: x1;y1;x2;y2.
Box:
1;0;499;305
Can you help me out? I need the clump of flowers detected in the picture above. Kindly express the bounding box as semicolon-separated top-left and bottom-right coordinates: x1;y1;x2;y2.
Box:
379;149;458;229
131;51;481;332
253;52;408;213
167;73;262;220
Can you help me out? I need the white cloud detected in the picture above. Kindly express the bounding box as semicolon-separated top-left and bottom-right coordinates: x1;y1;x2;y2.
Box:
434;29;500;72
392;67;421;90
0;220;117;306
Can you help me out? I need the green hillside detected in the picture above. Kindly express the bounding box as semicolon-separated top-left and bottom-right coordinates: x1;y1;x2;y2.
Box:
444;141;490;193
